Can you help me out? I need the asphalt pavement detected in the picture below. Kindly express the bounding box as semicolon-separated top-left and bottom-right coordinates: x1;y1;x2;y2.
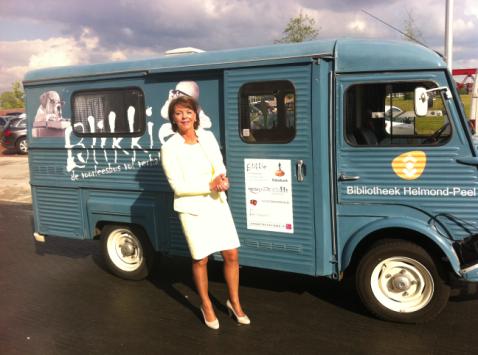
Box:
2;152;478;355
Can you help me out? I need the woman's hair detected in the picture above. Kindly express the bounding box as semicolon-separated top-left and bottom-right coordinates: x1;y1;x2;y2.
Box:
168;96;200;132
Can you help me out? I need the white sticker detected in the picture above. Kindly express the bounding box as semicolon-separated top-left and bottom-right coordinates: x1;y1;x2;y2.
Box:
244;159;294;233
242;129;250;137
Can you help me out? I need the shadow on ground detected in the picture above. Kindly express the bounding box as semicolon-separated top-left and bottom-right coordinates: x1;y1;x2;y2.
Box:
30;212;478;320
6;201;478;321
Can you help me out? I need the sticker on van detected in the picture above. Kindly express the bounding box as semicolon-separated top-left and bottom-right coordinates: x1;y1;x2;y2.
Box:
244;158;294;233
391;151;427;180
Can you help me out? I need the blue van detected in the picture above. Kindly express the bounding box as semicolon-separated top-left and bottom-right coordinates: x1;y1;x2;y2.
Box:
24;38;478;323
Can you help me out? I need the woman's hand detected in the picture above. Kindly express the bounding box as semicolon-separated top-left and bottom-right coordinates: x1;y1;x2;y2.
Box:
219;175;230;191
210;174;230;192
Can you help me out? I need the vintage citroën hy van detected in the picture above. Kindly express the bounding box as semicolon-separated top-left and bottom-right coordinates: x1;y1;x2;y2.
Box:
24;38;478;323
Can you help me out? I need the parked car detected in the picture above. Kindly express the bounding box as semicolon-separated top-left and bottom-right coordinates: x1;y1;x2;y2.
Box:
1;114;27;154
385;105;403;116
0;116;15;138
385;117;415;135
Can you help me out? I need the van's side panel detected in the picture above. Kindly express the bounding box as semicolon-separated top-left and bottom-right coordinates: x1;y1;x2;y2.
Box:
31;186;84;238
27;73;223;257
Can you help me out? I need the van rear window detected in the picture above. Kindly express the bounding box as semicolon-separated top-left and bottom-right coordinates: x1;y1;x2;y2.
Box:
72;88;145;136
239;81;295;143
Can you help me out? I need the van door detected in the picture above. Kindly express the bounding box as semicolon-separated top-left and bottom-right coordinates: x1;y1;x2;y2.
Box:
335;72;478;266
224;63;329;276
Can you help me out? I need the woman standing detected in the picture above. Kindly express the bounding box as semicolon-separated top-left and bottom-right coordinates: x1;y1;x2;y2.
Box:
161;95;250;329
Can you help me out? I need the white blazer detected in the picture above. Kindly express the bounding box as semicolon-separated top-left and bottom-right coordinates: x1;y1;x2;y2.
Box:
161;129;227;215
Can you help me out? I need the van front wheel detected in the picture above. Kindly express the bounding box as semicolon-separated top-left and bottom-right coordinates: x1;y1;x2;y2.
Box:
101;224;155;280
356;239;450;323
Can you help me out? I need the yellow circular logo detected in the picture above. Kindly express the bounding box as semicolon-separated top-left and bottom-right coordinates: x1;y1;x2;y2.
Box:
391;151;427;180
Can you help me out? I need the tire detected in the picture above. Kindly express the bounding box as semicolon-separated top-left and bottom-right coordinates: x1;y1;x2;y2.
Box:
101;224;155;280
355;239;450;323
16;137;28;154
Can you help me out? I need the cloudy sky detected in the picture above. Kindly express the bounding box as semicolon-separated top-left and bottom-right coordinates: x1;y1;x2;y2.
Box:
0;0;477;93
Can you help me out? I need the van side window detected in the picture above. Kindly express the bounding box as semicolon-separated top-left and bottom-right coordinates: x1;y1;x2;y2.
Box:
345;82;451;146
239;81;295;143
72;88;145;136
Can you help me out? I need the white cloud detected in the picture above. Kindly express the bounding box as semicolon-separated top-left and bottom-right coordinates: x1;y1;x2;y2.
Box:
465;0;478;18
0;37;86;91
79;27;99;50
348;19;367;32
0;65;28;89
110;50;128;61
28;37;87;69
455;18;475;34
312;9;384;38
0;30;160;92
202;0;229;18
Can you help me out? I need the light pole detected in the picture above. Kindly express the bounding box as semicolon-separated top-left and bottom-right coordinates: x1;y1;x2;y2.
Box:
445;0;454;71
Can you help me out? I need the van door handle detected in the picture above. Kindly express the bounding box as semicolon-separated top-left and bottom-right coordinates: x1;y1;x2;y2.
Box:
338;174;360;181
296;160;306;182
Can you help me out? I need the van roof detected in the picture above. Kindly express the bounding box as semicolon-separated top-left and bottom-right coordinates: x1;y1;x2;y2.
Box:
23;38;447;85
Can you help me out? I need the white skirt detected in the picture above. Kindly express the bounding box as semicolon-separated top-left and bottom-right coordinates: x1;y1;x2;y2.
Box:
179;195;240;260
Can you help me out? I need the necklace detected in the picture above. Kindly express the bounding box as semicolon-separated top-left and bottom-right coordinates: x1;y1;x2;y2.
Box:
182;132;198;145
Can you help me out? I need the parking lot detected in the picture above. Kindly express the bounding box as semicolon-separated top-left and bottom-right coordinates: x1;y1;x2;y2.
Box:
0;145;30;203
2;152;478;354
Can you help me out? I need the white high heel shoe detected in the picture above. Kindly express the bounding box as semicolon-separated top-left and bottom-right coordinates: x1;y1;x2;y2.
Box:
200;307;220;330
226;300;251;325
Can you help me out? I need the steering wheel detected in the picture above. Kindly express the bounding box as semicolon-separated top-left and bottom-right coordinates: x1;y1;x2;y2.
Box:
423;122;450;144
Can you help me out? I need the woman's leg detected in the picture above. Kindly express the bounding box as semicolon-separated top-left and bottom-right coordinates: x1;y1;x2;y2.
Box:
192;257;216;321
221;248;246;316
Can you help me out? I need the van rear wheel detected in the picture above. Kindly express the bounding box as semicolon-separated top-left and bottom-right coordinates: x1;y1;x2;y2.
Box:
355;239;450;323
101;224;155;280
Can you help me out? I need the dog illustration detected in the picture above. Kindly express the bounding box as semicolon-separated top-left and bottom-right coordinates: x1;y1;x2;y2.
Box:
34;91;63;125
33;90;69;137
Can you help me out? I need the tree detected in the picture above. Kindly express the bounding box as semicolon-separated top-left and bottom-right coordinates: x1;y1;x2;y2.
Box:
275;11;320;44
0;81;25;109
402;9;424;43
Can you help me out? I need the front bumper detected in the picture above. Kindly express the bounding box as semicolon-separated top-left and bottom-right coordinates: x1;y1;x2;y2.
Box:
461;263;478;281
1;137;15;149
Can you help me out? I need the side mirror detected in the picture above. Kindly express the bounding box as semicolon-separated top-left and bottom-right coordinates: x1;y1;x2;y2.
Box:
415;87;429;117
